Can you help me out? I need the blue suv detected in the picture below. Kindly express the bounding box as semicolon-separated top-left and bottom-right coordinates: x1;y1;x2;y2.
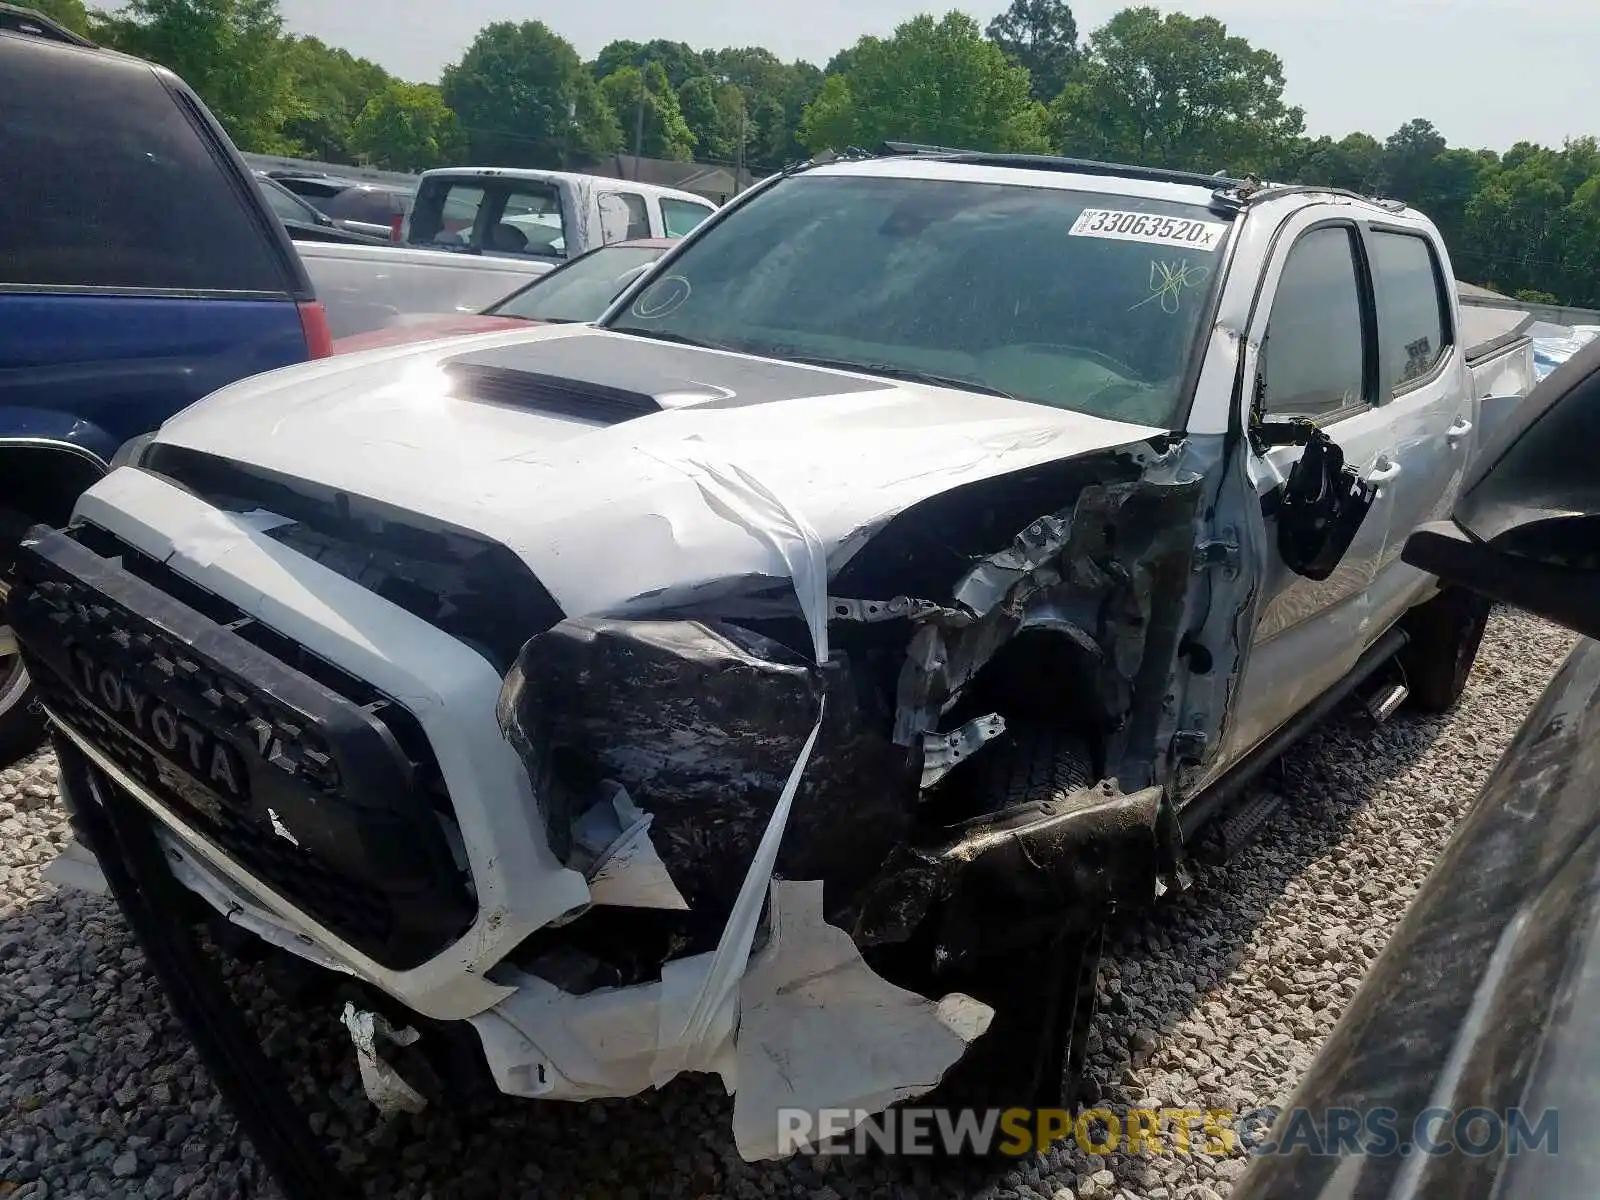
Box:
0;14;333;761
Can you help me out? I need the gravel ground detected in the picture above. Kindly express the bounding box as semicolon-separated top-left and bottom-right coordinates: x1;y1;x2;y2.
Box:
0;608;1578;1200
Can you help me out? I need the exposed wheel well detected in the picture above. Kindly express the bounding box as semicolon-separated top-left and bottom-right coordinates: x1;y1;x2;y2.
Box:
1;444;105;561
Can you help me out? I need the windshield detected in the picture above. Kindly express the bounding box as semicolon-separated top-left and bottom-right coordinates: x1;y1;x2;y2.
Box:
602;174;1232;426
490;244;667;323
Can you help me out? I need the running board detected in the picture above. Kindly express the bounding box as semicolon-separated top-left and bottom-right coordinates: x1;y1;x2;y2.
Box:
1365;682;1410;724
1215;790;1285;858
1179;624;1409;842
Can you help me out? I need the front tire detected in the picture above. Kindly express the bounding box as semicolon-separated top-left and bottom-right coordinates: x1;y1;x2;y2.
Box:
907;728;1105;1157
0;646;45;768
1401;585;1492;713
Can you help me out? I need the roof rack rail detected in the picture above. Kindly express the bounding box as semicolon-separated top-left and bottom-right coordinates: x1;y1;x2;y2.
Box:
0;2;96;46
877;140;1245;193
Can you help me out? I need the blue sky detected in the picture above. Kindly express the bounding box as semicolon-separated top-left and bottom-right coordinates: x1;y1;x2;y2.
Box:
277;0;1588;151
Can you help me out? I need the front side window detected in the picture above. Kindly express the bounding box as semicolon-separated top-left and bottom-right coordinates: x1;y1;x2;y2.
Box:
490;245;667;323
1370;230;1450;393
1260;226;1370;421
661;197;713;238
492;186;566;257
603;174;1233;427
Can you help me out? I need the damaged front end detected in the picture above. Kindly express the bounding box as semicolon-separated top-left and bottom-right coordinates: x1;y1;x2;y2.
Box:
483;437;1243;1153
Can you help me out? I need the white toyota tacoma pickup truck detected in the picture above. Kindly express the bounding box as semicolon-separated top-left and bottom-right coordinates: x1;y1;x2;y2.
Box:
6;148;1534;1193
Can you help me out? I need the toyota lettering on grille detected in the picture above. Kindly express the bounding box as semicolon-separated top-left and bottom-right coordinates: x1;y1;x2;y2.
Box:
69;645;248;801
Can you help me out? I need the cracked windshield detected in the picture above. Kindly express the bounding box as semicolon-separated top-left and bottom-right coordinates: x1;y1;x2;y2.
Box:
605;173;1227;427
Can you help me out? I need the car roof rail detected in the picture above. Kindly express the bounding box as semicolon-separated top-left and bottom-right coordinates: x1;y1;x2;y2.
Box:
877;140;1245;192
0;2;97;46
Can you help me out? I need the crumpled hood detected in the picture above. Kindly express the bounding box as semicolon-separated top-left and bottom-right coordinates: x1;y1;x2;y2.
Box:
153;325;1165;618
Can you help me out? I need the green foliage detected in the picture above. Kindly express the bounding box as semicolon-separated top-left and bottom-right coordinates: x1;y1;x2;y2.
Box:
799;12;1051;155
985;0;1079;103
598;63;695;160
1051;7;1304;175
279;36;392;162
441;20;621;167
94;0;302;154
27;0;90;35
350;82;465;171
52;0;1600;307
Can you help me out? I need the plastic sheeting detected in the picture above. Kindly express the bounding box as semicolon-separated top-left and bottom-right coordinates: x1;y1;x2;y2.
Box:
1532;325;1600;380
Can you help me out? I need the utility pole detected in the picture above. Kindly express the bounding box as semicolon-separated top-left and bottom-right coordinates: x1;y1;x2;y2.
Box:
633;74;645;178
735;103;746;194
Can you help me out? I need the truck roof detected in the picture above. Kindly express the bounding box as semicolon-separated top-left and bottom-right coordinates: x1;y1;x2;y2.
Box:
817;145;1422;222
416;166;715;208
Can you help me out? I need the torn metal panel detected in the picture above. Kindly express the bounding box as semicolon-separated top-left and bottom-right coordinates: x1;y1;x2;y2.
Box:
731;880;993;1161
920;713;1006;789
341;1004;427;1116
853;782;1166;963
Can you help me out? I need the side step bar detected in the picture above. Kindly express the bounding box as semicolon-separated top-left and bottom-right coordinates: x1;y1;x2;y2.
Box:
1179;625;1409;842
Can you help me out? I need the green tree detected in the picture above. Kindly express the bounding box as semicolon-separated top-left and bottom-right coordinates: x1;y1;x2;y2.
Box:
798;12;1050;155
986;0;1080;103
1291;132;1383;193
702;47;823;166
279;36;392;162
350;81;465;171
678;75;750;161
599;63;695;160
1051;7;1304;175
94;0;299;153
593;38;703;90
1378;118;1448;198
441;21;620;167
28;0;90;35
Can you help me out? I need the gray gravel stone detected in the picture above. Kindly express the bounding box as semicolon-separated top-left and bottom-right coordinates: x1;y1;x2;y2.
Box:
0;609;1575;1198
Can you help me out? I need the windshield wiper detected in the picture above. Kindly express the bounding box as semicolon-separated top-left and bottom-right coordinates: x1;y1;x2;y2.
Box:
775;354;1016;399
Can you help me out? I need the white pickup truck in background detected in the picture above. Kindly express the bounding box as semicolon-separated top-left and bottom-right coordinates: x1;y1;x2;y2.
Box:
292;168;719;339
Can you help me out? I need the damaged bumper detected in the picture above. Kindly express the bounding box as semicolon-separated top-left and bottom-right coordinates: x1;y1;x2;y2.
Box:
16;441;1205;1159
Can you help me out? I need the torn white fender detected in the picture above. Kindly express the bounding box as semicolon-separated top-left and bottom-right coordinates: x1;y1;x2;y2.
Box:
730;880;993;1161
341;1003;427;1116
569;781;690;911
647;452;832;1087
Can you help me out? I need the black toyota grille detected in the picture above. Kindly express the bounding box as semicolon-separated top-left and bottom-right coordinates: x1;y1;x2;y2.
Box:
11;523;478;968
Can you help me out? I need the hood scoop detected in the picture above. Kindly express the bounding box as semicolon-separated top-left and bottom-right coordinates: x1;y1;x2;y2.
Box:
441;332;896;426
446;353;662;426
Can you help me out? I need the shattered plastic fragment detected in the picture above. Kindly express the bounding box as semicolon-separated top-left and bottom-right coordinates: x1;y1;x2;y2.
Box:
340;1003;427;1116
568;781;690;911
730;880;993;1161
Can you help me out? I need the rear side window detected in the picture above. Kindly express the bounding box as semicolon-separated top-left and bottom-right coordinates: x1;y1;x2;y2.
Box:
661;197;713;238
325;188;405;224
0;43;291;293
1370;230;1451;393
615;192;652;240
1261;226;1370;421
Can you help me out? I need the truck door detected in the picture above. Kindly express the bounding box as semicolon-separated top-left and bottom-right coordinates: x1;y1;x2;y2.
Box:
1357;224;1474;634
1219;216;1402;764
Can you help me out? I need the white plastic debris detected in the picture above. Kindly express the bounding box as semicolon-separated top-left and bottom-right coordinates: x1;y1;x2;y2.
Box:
569;781;689;911
730;880;994;1161
340;1003;427;1116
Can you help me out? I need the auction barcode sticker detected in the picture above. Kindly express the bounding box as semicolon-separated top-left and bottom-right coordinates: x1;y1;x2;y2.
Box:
1069;208;1227;251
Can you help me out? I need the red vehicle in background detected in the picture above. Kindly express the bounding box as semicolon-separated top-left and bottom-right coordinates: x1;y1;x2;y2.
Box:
332;238;673;353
